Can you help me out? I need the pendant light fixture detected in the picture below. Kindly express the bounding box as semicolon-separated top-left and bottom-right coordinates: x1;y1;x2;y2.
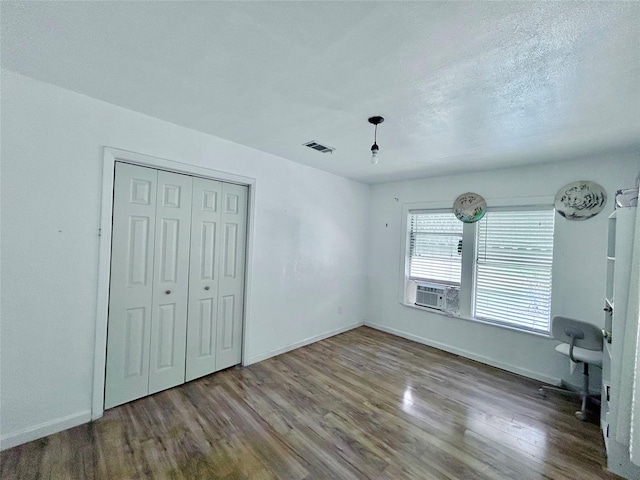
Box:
368;116;384;165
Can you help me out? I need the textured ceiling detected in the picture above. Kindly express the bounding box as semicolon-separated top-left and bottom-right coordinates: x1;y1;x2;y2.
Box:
2;1;639;184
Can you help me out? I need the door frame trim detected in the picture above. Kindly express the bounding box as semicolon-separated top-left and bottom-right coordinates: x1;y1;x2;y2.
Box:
92;147;256;420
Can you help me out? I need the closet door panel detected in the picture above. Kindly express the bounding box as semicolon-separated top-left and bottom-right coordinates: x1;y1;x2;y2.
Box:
185;178;223;381
107;163;249;406
148;171;193;394
216;183;248;370
105;163;157;409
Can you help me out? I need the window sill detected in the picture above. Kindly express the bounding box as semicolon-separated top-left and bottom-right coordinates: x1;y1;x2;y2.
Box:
400;301;552;338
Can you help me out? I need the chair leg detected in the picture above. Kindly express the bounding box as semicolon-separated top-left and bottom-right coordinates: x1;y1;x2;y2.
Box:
539;363;600;422
539;382;580;398
575;363;590;421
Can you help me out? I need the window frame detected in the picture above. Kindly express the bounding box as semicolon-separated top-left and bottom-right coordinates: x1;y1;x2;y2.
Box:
399;198;555;336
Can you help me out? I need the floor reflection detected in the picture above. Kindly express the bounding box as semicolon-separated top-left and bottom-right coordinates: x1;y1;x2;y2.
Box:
402;384;548;461
464;408;548;460
402;386;415;415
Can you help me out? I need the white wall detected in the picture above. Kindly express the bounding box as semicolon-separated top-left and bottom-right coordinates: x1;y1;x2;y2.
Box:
0;70;370;449
366;155;639;384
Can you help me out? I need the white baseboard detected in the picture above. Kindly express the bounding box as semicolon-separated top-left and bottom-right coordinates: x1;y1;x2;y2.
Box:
245;321;364;366
366;322;561;386
1;410;92;451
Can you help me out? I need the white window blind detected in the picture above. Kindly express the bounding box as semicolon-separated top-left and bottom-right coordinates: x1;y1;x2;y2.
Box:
409;212;463;285
474;209;555;333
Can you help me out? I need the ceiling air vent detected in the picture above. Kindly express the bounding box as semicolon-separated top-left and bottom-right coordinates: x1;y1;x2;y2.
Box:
303;141;335;154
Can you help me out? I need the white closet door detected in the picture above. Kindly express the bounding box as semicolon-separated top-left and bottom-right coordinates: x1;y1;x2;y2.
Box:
147;171;193;394
105;163;157;409
106;162;248;407
216;183;248;370
185;177;223;381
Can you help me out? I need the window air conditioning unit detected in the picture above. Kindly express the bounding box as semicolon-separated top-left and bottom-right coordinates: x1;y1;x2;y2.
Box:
415;283;447;310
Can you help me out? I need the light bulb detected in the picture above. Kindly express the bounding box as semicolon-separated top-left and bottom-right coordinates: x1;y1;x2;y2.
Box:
371;143;379;165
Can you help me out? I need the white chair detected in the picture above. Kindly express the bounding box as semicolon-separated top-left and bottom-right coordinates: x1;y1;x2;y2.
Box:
539;315;604;421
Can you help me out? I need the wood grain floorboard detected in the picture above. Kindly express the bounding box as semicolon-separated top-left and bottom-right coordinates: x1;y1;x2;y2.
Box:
1;326;621;479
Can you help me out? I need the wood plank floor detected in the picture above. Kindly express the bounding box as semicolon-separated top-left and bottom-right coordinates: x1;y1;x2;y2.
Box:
1;327;620;479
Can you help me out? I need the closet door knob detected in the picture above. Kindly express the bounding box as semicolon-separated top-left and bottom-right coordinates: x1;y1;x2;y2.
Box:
204;286;210;291
165;290;171;295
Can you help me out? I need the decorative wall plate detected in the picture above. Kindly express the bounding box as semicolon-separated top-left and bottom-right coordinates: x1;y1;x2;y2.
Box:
453;192;487;223
554;181;607;220
615;188;638;208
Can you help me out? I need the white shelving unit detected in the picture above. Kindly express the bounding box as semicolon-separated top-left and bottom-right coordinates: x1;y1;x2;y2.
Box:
601;206;639;479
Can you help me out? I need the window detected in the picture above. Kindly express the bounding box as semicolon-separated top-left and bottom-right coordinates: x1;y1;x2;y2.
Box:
409;212;463;285
475;209;555;333
403;206;555;334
